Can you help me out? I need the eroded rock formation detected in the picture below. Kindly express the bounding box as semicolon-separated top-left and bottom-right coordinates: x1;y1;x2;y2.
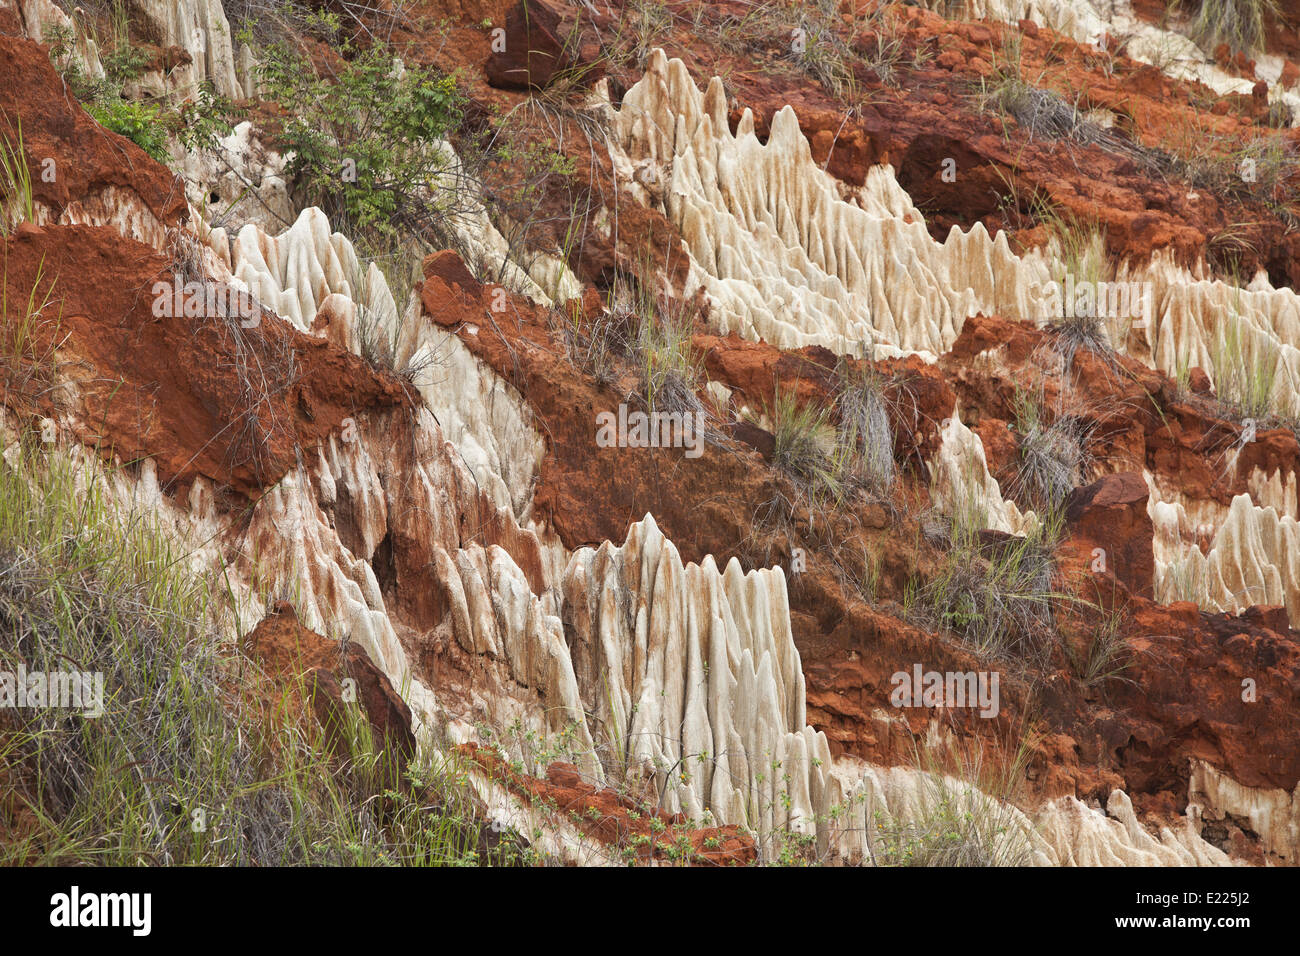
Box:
3;0;1299;867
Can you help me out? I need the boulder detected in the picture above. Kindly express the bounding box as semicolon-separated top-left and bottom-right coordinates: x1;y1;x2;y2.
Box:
243;602;416;789
485;0;587;91
1066;472;1155;599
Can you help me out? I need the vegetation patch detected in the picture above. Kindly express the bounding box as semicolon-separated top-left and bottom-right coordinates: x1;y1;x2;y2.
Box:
255;12;466;247
0;438;506;865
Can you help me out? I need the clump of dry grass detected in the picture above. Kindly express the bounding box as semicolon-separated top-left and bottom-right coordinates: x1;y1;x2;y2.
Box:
0;437;507;865
1007;386;1096;516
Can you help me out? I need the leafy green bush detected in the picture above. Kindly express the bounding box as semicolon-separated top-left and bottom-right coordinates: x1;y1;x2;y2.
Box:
101;41;151;87
256;16;465;244
177;82;242;154
84;98;170;162
46;15;174;165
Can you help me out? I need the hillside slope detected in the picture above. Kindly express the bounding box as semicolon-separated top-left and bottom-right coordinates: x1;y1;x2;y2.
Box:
1;0;1297;866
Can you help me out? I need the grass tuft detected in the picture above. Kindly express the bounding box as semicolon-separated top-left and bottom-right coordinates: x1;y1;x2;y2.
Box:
764;383;845;507
1209;287;1280;421
1189;0;1281;57
0;117;35;235
872;732;1035;867
1007;387;1095;517
1;254;63;410
0;436;506;865
835;362;898;495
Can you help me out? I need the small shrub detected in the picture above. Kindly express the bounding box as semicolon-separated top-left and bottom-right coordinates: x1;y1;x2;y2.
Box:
45;4;184;165
977;35;1084;142
1063;598;1134;688
256;15;465;246
637;309;704;417
1171;124;1298;211
792;4;862;99
470;124;580;289
101;42;150;88
609;272;707;419
872;790;1015;866
913;476;1065;663
624;0;673;62
85;98;170;162
553;297;627;388
1034;202;1122;364
925;524;1060;661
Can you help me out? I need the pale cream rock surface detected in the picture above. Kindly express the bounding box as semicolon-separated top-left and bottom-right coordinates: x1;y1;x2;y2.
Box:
1189;759;1300;865
129;0;248;99
604;52;1300;420
928;415;1038;535
182;122;294;234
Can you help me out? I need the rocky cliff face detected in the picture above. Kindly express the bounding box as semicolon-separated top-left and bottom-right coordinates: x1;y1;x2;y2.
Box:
1;0;1298;865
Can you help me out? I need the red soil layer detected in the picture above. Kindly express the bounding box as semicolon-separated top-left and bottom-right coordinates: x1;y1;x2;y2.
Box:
457;743;758;865
0;19;188;227
1;221;412;501
244;601;418;786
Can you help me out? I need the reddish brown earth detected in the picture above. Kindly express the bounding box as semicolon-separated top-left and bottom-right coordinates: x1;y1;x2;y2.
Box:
0;19;187;228
244;602;418;789
1063;472;1156;600
1;220;413;502
457;743;757;865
